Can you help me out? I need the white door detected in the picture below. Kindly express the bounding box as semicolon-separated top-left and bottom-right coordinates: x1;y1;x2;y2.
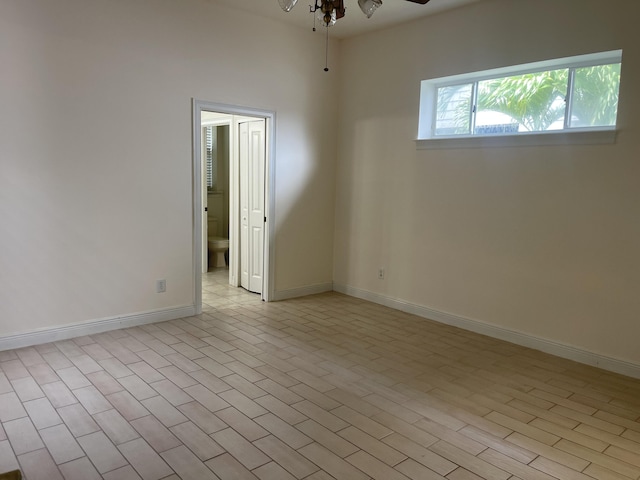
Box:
239;119;265;294
201;126;209;273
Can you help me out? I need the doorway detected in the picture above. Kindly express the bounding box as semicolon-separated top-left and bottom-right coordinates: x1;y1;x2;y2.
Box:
192;100;275;311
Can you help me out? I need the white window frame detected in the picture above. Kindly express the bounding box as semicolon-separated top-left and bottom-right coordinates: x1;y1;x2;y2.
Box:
417;50;622;150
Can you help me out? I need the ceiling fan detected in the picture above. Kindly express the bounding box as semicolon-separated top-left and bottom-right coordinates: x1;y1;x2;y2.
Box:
278;0;431;27
278;0;431;71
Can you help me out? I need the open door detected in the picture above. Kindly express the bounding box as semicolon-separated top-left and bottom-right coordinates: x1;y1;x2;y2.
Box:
239;119;265;294
201;125;209;273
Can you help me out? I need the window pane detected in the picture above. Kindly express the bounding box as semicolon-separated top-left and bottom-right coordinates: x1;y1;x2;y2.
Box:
476;69;568;133
435;84;472;136
569;63;621;128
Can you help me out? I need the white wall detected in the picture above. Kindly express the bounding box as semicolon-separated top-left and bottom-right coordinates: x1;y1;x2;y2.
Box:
0;0;338;338
334;0;640;368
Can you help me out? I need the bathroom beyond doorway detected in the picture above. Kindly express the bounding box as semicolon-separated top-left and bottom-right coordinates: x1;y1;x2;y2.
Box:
192;100;275;309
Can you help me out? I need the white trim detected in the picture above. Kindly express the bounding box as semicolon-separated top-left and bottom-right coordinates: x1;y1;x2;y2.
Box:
0;306;196;352
416;129;618;150
201;118;232;128
273;283;334;301
333;283;640;380
192;102;204;314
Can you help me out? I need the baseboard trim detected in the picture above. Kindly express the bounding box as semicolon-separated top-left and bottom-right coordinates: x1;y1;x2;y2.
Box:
333;283;640;380
273;282;334;301
0;305;197;352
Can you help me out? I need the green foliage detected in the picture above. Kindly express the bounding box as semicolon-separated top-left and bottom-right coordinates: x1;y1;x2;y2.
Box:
571;64;621;127
437;63;621;134
477;69;568;131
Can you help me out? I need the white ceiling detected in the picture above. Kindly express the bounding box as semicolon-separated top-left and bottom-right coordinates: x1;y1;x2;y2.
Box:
208;0;481;39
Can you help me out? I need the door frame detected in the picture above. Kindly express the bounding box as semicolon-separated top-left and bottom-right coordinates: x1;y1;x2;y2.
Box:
192;99;276;310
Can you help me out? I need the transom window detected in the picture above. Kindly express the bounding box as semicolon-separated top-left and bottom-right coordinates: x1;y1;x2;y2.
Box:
418;50;622;140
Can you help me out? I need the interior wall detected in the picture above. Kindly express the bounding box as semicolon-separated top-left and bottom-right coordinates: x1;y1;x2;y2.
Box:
0;0;338;337
334;0;640;366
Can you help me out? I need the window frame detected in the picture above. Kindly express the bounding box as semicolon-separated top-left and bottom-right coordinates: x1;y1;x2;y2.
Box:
417;50;622;149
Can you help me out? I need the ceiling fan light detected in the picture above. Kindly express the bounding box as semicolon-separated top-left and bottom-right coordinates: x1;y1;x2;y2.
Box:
358;0;382;18
278;0;298;12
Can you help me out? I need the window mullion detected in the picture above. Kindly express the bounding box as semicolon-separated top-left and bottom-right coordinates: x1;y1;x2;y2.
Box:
470;82;478;135
564;68;576;130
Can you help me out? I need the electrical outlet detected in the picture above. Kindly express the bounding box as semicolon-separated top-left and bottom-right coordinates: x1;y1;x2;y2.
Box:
156;279;166;293
378;267;385;279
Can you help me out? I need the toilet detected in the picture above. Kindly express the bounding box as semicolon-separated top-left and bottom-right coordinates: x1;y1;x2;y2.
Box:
207;215;229;268
208;236;229;268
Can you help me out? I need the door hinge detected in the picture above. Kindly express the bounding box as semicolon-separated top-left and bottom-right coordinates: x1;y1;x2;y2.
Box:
204;207;208;212
264;216;267;222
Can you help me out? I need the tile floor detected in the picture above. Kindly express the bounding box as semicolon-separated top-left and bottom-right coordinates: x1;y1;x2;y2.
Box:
1;268;639;479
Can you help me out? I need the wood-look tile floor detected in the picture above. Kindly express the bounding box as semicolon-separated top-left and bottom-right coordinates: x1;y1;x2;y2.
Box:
1;269;639;480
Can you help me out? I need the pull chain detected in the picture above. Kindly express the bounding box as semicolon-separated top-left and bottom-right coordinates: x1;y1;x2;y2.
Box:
324;25;329;72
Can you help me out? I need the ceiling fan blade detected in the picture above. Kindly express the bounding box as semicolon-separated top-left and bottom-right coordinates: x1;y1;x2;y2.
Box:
335;0;346;19
405;0;430;4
